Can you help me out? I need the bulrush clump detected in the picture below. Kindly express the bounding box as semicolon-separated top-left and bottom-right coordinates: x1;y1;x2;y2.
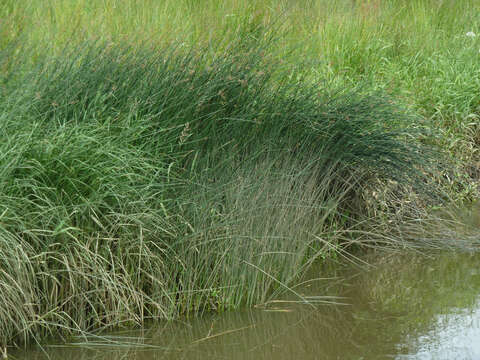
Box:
0;37;443;348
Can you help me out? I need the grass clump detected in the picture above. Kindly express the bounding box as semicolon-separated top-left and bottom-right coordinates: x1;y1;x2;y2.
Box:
0;37;442;347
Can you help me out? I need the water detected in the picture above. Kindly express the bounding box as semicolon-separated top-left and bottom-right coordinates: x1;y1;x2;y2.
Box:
12;251;480;360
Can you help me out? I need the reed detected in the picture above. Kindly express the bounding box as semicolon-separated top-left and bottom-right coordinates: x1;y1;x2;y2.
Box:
0;38;441;346
0;0;478;348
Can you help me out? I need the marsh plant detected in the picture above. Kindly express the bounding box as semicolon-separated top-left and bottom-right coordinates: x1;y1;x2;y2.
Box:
0;35;447;347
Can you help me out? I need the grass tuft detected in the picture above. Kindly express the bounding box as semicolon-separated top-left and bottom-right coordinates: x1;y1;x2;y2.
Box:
1;0;478;348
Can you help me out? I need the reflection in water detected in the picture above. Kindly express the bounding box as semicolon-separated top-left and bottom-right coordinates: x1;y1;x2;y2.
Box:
11;252;480;360
399;298;480;360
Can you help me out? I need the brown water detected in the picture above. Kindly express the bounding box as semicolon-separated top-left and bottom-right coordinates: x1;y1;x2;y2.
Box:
11;251;480;360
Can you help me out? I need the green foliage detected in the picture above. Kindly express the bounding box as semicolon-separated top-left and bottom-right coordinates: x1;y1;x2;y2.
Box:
0;0;477;349
0;38;440;346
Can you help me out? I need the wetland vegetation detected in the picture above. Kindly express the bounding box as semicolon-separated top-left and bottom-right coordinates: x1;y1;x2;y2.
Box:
10;251;480;359
1;0;480;351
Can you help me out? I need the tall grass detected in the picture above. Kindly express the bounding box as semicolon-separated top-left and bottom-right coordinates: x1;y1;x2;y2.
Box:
0;36;441;347
3;0;480;175
1;0;478;349
2;0;480;166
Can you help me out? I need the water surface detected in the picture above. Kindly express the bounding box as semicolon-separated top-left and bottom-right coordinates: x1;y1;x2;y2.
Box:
12;251;480;360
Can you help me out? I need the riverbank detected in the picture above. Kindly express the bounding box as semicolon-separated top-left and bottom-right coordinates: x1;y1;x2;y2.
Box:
10;251;480;360
1;0;479;349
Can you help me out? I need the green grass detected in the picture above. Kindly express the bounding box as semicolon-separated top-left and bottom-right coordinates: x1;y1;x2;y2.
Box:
3;0;480;167
0;0;478;349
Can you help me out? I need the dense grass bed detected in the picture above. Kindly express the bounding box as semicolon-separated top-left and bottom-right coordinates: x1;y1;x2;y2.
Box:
0;0;479;349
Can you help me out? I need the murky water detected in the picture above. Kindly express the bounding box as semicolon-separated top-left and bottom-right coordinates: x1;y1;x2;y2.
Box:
12;251;480;360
